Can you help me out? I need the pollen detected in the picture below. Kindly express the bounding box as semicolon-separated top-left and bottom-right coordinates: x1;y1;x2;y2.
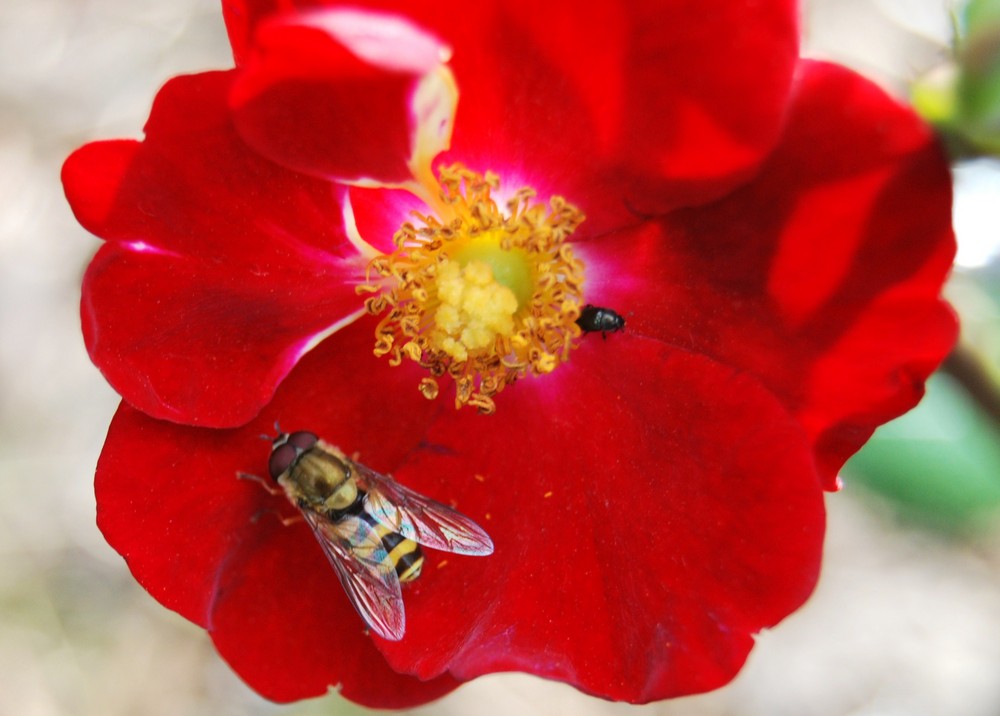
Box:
433;259;518;361
359;164;586;413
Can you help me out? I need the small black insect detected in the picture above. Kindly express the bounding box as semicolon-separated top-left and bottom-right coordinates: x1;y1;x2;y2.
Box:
576;305;626;339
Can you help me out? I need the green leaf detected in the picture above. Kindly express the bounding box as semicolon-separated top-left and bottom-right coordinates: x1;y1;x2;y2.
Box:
845;372;1000;532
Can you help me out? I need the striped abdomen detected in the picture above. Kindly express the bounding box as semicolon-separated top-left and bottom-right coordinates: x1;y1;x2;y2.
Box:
360;511;424;582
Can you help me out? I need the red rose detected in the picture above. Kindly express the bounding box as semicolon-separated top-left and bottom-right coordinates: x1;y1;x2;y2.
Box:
63;0;956;707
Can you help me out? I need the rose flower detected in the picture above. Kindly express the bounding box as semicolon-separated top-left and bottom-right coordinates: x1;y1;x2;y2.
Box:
62;0;956;708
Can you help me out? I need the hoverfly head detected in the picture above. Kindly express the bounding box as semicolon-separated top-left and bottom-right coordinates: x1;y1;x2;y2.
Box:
267;430;319;481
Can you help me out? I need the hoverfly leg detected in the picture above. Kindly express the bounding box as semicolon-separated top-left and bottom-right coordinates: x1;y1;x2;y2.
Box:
237;471;283;497
238;472;302;526
249;506;304;526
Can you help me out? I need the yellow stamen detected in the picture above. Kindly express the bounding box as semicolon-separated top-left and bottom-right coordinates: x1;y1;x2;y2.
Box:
358;164;586;413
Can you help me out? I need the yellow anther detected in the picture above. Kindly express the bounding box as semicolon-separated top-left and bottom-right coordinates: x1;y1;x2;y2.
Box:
418;377;440;400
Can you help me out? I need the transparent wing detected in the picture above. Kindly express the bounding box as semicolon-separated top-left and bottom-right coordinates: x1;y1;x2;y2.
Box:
352;462;495;556
301;509;405;640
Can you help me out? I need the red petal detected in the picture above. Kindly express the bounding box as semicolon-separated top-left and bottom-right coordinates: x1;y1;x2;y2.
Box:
64;71;366;427
222;1;798;218
230;8;454;185
377;338;825;701
438;0;799;216
81;244;361;427
98;316;825;703
578;60;957;488
223;0;295;64
347;184;435;255
96;318;457;706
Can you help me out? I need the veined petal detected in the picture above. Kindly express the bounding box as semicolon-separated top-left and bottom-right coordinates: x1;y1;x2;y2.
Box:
80;243;362;427
95;319;455;705
63;71;365;427
579;60;957;488
377;338;825;701
230;7;455;186
222;0;798;219
439;0;799;217
97;318;825;704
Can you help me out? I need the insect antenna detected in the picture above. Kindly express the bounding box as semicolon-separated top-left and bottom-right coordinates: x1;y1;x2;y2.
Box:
258;420;284;442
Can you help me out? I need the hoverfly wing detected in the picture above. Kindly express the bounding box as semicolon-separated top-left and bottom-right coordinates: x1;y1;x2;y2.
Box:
302;510;406;641
353;462;494;556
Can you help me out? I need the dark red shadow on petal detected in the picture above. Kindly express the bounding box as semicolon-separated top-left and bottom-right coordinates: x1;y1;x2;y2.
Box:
222;0;798;232
437;0;795;216
224;0;329;65
437;0;798;216
97;311;825;703
611;0;798;213
96;317;459;706
64;71;366;427
80;244;360;427
230;11;449;184
579;60;957;489
377;336;825;702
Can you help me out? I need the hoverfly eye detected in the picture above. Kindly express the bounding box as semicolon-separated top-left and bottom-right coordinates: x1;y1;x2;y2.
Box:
268;443;298;480
287;431;319;450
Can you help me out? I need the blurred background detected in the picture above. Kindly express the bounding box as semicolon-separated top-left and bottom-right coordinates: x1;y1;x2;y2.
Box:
1;0;999;714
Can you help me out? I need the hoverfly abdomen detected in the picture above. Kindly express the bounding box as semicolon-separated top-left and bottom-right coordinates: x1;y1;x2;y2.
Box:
576;304;625;339
363;512;425;582
393;544;424;582
264;431;492;640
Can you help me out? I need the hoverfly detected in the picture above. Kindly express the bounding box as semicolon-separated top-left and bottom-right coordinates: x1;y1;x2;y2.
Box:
255;430;493;640
576;304;626;339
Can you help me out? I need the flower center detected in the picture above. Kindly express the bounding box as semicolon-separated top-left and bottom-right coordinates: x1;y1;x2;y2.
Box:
358;164;586;414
